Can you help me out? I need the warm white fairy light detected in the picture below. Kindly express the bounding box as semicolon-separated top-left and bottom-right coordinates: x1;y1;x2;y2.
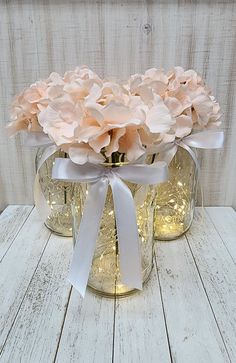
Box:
154;148;196;240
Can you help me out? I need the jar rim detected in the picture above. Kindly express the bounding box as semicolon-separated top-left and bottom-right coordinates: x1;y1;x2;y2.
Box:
102;161;130;167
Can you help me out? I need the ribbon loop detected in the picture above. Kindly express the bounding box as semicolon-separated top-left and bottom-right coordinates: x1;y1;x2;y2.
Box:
148;130;224;166
52;158;168;297
183;130;224;149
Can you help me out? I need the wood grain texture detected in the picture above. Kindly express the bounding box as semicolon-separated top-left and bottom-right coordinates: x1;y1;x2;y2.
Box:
0;233;72;363
55;289;114;363
186;209;236;362
206;206;236;262
0;208;50;352
113;266;171;363
156;238;230;363
0;205;236;362
0;0;236;209
0;205;33;260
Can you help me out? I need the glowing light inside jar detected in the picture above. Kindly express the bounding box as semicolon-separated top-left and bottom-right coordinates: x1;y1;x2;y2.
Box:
154;148;195;241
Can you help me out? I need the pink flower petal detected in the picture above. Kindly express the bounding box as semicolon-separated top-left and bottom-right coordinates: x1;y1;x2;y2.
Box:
146;97;174;133
129;75;142;93
137;85;154;103
89;133;110;153
103;101;132;123
76;126;103;142
164;97;184;117
69;144;105;164
175;115;192;138
86;103;104;124
119;128;145;161
150;81;167;95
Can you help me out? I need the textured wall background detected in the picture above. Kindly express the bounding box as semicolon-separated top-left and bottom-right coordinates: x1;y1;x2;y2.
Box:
0;0;236;210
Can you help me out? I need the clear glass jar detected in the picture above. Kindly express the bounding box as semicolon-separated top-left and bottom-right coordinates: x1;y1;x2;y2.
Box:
154;147;197;240
72;162;155;298
35;147;73;236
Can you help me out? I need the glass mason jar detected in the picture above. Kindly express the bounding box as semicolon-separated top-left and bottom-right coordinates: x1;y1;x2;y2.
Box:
154;147;197;240
72;162;155;298
35;147;73;236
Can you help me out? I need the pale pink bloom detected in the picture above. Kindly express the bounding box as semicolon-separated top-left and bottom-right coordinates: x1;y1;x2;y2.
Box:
96;82;129;106
169;85;221;130
128;68;169;103
167;67;204;92
66;143;106;164
164;70;221;132
162;96;192;138
38;94;82;145
190;91;221;128
7;83;47;135
145;95;175;133
164;96;190;117
118;127;146;161
7;114;42;135
106;128;126;156
7;65;222;164
174;115;193;138
63;66;103;104
59;78;174;162
64;65;102;84
76;100;147;161
143;68;169;96
7;72;66;135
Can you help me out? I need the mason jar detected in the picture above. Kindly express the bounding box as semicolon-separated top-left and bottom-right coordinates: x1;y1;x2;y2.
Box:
71;161;155;298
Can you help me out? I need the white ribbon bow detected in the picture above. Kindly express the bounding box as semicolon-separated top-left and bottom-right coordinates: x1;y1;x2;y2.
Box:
52;158;168;297
148;131;224;172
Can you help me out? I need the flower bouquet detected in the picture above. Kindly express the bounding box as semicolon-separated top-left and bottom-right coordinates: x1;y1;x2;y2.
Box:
126;67;223;240
7;66;223;297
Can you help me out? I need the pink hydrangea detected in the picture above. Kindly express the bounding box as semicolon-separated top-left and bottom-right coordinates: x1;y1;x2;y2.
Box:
7;66;221;164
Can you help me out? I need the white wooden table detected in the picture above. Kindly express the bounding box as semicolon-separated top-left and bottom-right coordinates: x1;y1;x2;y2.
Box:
0;206;236;363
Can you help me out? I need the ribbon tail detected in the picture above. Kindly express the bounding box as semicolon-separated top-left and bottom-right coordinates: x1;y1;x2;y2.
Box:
109;177;142;290
68;179;108;297
34;144;58;221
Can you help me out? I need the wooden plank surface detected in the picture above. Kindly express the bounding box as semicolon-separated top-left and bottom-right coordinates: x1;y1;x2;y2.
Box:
156;238;230;363
0;208;50;352
55;290;115;363
186;209;236;362
113;266;171;363
206;207;236;263
0;0;236;209
0;233;72;363
0;205;33;260
0;206;236;363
